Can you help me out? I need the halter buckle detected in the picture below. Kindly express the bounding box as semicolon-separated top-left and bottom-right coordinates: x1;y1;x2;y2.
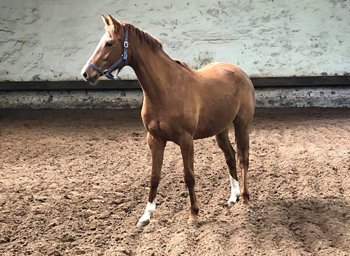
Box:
124;41;129;48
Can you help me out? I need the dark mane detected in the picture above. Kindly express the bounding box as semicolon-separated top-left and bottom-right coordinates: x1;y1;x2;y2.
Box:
174;59;191;70
121;22;163;51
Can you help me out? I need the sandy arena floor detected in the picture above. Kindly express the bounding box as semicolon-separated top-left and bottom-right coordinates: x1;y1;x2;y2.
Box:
0;108;349;255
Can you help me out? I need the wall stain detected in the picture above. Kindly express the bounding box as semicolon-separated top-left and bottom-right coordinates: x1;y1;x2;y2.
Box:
329;0;346;5
193;51;214;69
31;75;41;81
206;8;220;18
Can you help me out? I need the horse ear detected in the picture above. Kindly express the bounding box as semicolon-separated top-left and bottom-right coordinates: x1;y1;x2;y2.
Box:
102;14;109;26
107;14;120;29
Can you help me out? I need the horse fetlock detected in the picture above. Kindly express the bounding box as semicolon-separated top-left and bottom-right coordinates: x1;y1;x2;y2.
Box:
137;199;156;227
191;204;199;215
184;175;195;188
241;192;250;205
227;176;240;204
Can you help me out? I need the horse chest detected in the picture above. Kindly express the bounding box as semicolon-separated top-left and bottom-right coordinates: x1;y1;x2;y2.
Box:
145;119;178;140
142;112;186;141
141;99;198;141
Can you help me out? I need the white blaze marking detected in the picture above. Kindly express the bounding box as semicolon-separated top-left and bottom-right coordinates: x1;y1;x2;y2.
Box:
81;32;110;76
228;176;240;203
138;199;156;223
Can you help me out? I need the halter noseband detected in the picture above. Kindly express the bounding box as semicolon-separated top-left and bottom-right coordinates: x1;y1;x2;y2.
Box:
88;30;129;80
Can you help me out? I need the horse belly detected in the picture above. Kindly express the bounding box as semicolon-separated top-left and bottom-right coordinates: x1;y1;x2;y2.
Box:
194;100;239;139
193;65;253;139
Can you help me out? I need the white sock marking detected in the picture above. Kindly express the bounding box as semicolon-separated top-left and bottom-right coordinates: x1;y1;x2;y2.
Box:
139;199;156;223
228;176;240;203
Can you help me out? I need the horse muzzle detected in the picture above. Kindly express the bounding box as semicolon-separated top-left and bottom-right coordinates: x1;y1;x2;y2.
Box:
82;72;98;85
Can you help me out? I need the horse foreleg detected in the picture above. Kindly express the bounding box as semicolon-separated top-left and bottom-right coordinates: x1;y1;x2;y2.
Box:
179;133;199;226
137;133;166;227
216;129;240;204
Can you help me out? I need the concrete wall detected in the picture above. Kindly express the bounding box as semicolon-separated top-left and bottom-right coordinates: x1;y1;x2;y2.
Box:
1;0;349;82
1;87;350;109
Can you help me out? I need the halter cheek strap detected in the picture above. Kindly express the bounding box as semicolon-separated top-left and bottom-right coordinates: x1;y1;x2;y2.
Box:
88;30;129;80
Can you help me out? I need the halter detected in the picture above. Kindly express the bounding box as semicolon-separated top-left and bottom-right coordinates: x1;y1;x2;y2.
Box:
88;30;129;80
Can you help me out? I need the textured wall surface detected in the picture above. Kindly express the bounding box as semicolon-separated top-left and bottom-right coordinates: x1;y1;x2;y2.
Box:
1;0;349;81
0;90;144;109
1;87;350;109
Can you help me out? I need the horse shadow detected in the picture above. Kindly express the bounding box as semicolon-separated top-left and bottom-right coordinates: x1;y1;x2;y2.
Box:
244;197;350;253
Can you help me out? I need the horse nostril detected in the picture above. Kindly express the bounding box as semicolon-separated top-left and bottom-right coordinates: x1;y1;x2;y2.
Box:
83;72;88;78
87;75;98;84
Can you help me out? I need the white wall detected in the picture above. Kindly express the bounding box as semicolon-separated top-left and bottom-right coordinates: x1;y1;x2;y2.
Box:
1;0;349;81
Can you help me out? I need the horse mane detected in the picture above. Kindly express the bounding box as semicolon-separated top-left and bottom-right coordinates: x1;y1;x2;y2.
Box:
121;24;191;70
106;20;191;69
108;21;163;51
174;59;191;70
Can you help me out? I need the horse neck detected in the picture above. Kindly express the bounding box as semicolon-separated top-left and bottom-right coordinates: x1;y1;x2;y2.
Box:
128;40;179;103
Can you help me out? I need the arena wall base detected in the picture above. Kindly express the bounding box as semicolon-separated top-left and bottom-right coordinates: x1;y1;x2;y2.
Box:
255;86;350;108
0;90;143;109
0;86;349;109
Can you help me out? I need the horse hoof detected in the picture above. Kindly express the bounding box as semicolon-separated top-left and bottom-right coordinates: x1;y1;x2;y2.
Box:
227;201;237;206
227;196;239;205
242;199;250;205
188;220;200;227
188;215;200;227
241;193;250;205
136;219;150;228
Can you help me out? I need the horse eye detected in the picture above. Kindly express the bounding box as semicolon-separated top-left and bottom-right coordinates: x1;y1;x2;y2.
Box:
105;42;113;47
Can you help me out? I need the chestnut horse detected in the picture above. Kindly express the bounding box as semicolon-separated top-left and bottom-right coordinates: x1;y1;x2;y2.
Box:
81;15;255;227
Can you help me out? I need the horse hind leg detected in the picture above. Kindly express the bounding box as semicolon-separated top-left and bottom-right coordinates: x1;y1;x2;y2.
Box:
233;118;251;205
179;132;199;226
215;129;240;204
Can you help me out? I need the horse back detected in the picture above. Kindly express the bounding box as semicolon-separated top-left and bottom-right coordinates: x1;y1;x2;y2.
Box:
190;62;255;138
195;62;255;107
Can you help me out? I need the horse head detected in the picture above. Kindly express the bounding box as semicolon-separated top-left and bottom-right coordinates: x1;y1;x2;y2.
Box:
81;15;129;85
